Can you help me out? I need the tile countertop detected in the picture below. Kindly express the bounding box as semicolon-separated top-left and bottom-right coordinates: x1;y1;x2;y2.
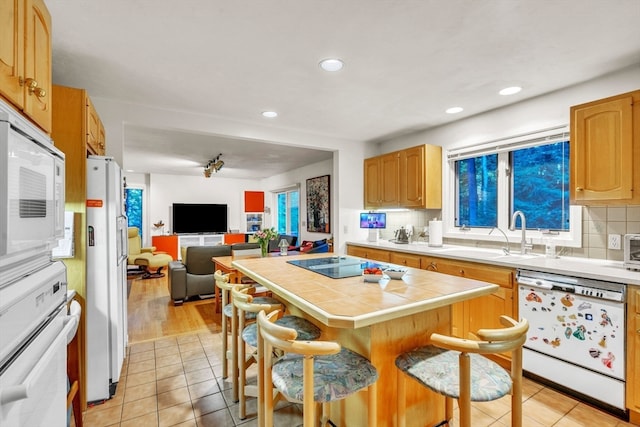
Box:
346;240;640;286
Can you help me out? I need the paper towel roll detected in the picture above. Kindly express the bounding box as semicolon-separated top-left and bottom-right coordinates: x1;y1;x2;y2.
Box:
429;220;443;247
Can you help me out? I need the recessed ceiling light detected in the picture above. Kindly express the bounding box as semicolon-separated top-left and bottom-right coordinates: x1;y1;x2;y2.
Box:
499;86;522;96
446;107;464;114
319;58;344;72
262;111;278;118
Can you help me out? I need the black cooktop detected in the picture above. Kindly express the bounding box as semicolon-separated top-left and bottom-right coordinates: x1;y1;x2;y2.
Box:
287;256;385;279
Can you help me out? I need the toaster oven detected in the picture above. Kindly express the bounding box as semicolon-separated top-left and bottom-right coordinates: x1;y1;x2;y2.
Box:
624;234;640;271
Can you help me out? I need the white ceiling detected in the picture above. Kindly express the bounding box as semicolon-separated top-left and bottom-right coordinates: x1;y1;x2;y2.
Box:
46;0;640;178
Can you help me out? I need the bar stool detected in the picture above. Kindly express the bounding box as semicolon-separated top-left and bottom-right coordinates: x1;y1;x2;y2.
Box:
257;309;379;427
232;286;322;421
214;270;280;402
395;315;529;427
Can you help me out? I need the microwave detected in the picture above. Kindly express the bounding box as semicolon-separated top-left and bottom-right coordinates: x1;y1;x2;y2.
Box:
0;99;65;282
625;234;640;271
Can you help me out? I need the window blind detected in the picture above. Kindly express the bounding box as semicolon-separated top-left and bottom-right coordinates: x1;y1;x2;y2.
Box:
447;125;569;162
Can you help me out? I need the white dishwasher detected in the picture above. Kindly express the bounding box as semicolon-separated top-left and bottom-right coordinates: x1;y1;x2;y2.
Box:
517;269;626;414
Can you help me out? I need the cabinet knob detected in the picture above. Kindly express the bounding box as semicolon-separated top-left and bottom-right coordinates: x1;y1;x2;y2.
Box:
32;87;46;98
576;187;583;191
23;77;38;89
459;269;465;275
427;262;438;271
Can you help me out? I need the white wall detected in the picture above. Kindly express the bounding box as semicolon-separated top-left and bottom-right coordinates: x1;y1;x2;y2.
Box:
380;64;640;154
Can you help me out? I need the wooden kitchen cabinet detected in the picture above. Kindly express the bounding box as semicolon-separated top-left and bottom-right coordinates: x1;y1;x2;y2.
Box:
86;96;106;155
364;152;400;208
422;255;515;363
364;144;442;209
0;0;52;132
53;85;106;156
399;144;442;209
346;245;390;262
389;251;421;268
570;90;640;205
627;286;640;424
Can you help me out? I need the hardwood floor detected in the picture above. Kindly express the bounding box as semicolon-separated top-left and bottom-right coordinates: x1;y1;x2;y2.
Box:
75;274;638;426
127;274;222;344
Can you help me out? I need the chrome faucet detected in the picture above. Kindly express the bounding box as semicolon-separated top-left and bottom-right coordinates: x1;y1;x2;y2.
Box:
489;227;510;255
510;210;533;254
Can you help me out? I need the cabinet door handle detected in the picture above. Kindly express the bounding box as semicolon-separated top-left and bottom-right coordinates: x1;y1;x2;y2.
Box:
576;187;583;191
427;262;438;271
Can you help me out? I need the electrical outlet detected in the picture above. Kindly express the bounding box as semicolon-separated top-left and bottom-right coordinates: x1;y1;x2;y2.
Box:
608;234;621;250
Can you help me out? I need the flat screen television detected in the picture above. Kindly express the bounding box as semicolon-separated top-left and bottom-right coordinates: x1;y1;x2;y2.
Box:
172;203;227;234
359;212;386;229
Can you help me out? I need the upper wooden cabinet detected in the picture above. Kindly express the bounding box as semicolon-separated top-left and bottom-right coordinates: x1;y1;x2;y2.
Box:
86;95;106;155
400;144;442;209
0;0;52;132
52;85;106;156
364;144;442;209
364;152;400;208
570;90;640;205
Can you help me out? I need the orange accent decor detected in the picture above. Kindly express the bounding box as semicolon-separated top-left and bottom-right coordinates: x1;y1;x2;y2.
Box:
224;233;246;244
86;199;103;207
151;235;178;260
244;191;264;212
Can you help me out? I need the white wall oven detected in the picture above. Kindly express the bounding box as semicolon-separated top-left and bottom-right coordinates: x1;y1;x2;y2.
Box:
0;262;74;427
0;99;65;285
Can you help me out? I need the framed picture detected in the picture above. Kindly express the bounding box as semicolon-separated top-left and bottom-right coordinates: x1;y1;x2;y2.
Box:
306;175;330;233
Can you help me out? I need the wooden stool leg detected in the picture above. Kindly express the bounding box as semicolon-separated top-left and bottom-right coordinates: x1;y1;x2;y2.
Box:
231;304;239;402
459;353;471;427
221;311;228;379
303;355;315;427
512;349;524;427
397;371;406;427
320;402;330;426
239;315;247;419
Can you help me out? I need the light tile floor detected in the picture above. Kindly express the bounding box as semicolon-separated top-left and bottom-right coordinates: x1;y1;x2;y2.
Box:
80;331;637;427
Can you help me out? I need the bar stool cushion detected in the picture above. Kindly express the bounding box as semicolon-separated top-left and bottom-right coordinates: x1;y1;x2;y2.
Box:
272;347;378;403
242;315;321;347
395;345;511;402
222;296;280;318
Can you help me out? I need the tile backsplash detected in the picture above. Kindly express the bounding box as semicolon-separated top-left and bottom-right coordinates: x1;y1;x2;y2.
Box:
384;205;640;261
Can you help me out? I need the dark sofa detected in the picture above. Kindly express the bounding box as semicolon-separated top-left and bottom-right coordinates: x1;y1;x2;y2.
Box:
168;245;231;305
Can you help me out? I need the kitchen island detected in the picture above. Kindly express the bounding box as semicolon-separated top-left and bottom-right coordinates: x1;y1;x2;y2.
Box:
231;254;499;426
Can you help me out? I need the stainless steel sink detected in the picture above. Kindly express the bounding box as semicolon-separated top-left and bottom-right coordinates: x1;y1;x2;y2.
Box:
426;246;540;262
491;253;539;261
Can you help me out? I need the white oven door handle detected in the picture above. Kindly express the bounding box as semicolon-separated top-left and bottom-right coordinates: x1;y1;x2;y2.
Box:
0;315;78;405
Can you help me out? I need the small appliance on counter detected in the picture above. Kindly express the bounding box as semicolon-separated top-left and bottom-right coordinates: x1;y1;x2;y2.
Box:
392;227;410;244
624;233;640;271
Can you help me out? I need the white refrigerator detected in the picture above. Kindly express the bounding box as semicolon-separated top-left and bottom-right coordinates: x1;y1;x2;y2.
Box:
85;156;128;402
